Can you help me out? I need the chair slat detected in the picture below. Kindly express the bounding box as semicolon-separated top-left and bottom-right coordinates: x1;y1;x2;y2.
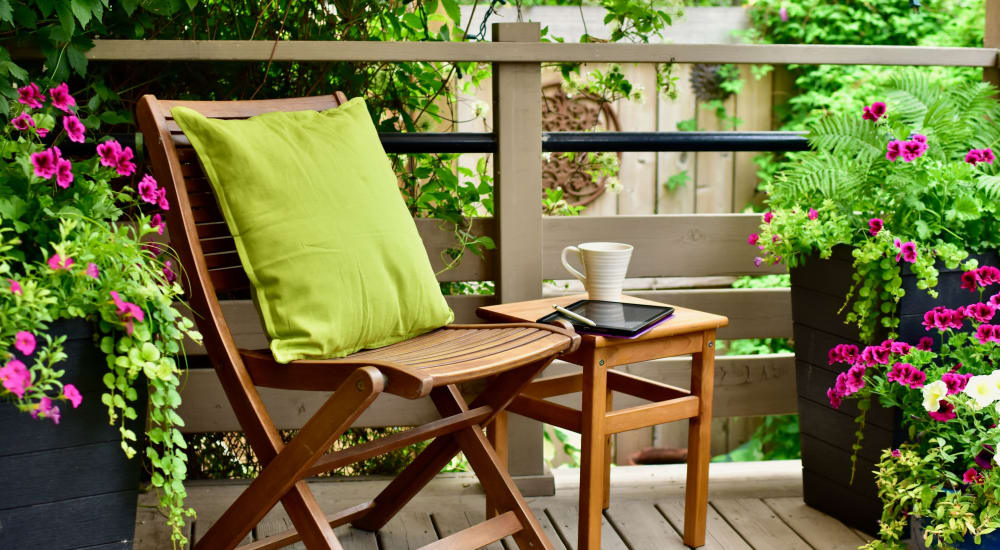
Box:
196;222;231;240
200;236;237;255
160;95;345;119
209;266;251;292
205;251;242;270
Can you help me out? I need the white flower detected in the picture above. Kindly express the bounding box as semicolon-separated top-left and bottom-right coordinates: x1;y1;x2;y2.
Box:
964;374;999;409
922;380;949;412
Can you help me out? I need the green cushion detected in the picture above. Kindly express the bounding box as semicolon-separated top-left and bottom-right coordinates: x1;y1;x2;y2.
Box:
172;98;453;363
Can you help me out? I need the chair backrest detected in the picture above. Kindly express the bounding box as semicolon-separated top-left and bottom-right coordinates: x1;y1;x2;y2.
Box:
135;93;349;379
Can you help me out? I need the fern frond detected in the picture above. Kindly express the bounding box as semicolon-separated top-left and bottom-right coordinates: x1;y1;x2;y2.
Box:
976;175;1000;202
884;71;943;128
776;155;869;201
808;113;882;160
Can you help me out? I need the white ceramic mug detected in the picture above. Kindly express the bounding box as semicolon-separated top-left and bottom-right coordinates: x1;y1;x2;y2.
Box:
560;242;633;301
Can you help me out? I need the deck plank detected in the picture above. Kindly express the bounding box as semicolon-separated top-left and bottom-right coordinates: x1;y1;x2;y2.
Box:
604;500;687;550
431;507;504;550
543;502;629;550
656;499;751;550
379;510;439;549
712;498;811;550
765;497;867;550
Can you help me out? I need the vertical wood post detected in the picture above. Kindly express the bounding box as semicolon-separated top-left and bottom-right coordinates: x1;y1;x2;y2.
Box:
987;0;1000;88
492;22;552;495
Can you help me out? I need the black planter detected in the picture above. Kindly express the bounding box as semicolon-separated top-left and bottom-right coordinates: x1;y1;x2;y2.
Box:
791;247;1000;535
0;320;145;550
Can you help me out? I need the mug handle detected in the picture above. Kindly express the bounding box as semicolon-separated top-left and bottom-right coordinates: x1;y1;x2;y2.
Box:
561;246;586;283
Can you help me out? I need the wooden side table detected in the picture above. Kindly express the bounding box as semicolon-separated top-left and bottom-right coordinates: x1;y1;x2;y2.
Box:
478;294;728;549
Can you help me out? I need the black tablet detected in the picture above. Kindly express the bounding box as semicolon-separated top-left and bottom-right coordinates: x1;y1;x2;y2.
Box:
536;300;674;338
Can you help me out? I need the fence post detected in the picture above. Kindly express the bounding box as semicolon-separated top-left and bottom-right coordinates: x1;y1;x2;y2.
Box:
987;0;1000;88
491;21;552;495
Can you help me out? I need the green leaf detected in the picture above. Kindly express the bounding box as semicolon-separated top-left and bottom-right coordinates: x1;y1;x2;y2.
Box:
402;12;423;31
121;0;139;15
70;0;91;27
55;2;76;36
0;0;12;23
66;46;88;77
441;0;461;25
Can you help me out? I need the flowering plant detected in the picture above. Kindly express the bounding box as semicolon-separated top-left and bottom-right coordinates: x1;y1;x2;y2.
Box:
752;74;1000;342
826;266;1000;548
0;79;200;547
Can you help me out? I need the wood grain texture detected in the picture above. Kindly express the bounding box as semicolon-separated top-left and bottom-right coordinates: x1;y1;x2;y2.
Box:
656;499;751;550
543;503;629;550
732;64;772;211
986;0;1000;87
24;40;995;66
712;498;811;550
656;64;697;214
694;95;735;213
616;63;659;215
764;497;868;550
603;500;687;550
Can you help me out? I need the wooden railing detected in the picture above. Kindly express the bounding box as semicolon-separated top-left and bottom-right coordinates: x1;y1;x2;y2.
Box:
54;9;1000;488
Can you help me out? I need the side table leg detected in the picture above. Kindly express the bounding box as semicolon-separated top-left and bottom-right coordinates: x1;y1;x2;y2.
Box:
684;330;716;548
579;354;608;550
603;387;613;510
486;410;508;519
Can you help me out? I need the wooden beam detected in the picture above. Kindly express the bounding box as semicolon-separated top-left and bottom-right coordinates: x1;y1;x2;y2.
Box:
987;0;1000;87
175;353;795;432
604;396;700;434
12;40;996;66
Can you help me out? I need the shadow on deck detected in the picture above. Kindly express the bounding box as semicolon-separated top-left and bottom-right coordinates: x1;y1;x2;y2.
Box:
134;460;871;550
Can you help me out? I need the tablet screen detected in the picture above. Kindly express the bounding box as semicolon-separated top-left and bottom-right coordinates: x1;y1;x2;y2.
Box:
560;300;672;331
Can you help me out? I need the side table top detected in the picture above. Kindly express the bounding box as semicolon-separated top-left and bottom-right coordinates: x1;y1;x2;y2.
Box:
477;294;728;348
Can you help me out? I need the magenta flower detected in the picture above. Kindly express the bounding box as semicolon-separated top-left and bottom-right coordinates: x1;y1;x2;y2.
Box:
138;175;159;204
62;384;82;408
845;364;866;392
965;302;996;324
887;362;926;388
110;291;145;335
96;140;122;167
886;140;904;161
36;127;48;138
753;256;763;267
975;445;996;471
0;359;31;398
990;293;1000;308
891;449;901;458
941;372;972;395
163;259;177;283
14;331;35;356
897;241;917;263
156;187;170;211
827;343;859;365
11;112;35;131
763;211;774;224
965;148;995;165
827;387;842;409
922;306;965;331
976;324;1000;344
48;83;76;113
902;139;927;162
747;233;759;245
963;467;984;484
8;278;23;295
929;400;956;422
47;253;74;271
887;340;911;355
916;336;934;351
860;345;891;365
862;102;887;121
779;5;789;21
62;115;85;143
114;146;137;177
868;218;883;236
17;82;45;109
808;208;818;220
55;158;73;189
85;262;100;280
30;148;59;179
150;213;165;236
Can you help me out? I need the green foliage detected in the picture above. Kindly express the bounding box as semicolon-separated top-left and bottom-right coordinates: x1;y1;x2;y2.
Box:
712;415;801;462
662;169;689;193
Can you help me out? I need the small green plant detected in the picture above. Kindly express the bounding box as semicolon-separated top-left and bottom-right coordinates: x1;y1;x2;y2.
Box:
662;170;690;194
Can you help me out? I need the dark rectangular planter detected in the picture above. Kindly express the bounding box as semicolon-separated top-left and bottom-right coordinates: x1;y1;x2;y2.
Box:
0;320;145;550
790;247;999;535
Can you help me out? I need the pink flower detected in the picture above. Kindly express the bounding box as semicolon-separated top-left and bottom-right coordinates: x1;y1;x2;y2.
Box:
965;148;995;165
976;445;996;471
55;158;73;189
912;134;926;144
163;259;177;283
887;362;925;388
156;187;170;211
808;208;818;220
36;127;48;138
902;139;927;162
47;254;74;271
0;359;31;398
965;302;996;324
62;115;85;143
150;213;165;236
110;291;145;335
96;140;122;167
990;293;1000;308
85;262;99;280
917;336;934;351
827;387;842;409
976;324;1000;344
30;148;59;179
138;174;159;204
48;83;76;113
753;256;763;267
886;140;905;161
8;279;22;295
923;306;965;331
828;343;859;365
17;82;45;109
763;211;774;224
14;331;35;356
11;112;35;131
891;449;901;458
868;218;883;236
860;345;891;365
62;384;82;408
942;372;972;395
904;367;926;388
49;405;60;424
895;240;917;263
846;364;866;392
863;102;886;121
888;341;912;355
747;233;759;245
115;146;137;177
779;6;789;21
963;467;984;484
929;400;956;422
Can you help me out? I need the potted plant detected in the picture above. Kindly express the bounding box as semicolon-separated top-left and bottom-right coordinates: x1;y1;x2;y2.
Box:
0;79;200;549
750;73;1000;531
827;266;1000;549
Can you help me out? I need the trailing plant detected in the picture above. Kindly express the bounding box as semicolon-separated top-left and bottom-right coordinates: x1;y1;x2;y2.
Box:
752;73;1000;342
0;79;201;547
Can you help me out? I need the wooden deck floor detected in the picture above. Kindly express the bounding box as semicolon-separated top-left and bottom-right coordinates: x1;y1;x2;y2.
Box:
134;460;872;550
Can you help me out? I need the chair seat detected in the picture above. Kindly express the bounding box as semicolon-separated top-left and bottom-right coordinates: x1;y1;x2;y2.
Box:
241;323;579;398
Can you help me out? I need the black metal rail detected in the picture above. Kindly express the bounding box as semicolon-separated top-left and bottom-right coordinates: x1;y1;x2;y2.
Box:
58;131;811;156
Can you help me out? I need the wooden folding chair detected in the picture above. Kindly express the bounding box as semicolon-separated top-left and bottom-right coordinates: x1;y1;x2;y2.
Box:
137;93;580;550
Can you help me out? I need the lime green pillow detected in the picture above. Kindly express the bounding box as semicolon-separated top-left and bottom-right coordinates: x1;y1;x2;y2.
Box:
172;98;453;363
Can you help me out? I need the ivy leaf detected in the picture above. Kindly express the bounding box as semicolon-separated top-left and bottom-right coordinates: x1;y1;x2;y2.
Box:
55;2;76;37
66;45;88;76
70;0;92;27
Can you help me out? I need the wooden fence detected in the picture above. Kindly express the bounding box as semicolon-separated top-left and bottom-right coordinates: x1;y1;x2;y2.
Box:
57;10;1000;492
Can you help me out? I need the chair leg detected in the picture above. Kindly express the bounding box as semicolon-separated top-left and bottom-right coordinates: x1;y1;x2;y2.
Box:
603;387;613;511
431;385;554;550
354;357;554;532
683;331;716;549
485;409;508;519
194;367;384;550
578;356;608;550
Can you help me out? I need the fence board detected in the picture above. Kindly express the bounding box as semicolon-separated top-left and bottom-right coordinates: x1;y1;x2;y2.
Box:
616;63;659;215
175;354;794;432
656;64;697;214
416;217;494;282
695;95;736;213
30;40;996;66
733;64;773;211
542;214;785;278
